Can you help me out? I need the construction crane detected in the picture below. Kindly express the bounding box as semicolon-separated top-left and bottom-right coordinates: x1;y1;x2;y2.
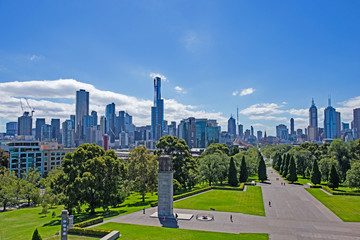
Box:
20;99;25;113
24;98;35;117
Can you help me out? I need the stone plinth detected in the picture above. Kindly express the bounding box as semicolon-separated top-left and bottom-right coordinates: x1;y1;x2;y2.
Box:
158;155;173;217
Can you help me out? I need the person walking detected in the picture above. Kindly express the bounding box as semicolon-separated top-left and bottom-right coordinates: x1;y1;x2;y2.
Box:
143;207;145;214
269;201;271;207
230;214;233;222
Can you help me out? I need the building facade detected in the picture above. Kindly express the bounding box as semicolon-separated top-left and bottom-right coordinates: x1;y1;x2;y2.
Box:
75;89;89;144
151;77;164;141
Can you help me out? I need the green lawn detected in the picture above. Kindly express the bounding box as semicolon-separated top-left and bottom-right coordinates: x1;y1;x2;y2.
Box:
173;187;265;216
0;192;158;240
93;222;268;240
306;188;360;222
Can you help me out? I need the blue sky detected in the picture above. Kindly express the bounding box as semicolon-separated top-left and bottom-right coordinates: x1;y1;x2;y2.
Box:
0;0;359;135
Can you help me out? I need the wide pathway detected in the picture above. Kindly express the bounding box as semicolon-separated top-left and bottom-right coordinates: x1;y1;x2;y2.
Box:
100;168;360;240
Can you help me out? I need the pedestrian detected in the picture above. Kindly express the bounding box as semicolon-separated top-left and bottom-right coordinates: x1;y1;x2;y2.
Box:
143;207;145;214
230;214;233;222
269;201;271;207
163;216;166;222
175;213;178;219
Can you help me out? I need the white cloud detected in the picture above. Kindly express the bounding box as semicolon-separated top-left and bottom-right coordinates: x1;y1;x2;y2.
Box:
240;88;255;96
182;30;211;52
232;91;239;96
29;54;42;61
149;73;167;82
0;79;226;131
174;86;186;94
339;96;360;108
288;108;308;117
240;103;285;120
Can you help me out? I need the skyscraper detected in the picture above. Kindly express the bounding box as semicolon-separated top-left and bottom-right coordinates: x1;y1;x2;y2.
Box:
106;103;116;143
62;120;75;148
290;118;295;135
324;97;338;139
18;112;32;136
75;89;89;143
238;124;243;137
35;118;45;140
336;111;341;138
51;118;61;143
354;108;360;139
228;116;236;137
151;77;164;140
6;122;18;136
308;99;318;141
276;124;288;140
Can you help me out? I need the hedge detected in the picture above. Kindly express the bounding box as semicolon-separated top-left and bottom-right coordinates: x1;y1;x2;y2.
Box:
68;227;111;237
321;185;360;196
73;217;103;228
150;184;245;207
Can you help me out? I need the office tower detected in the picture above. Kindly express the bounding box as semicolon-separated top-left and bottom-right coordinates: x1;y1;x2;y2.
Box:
290;118;295;135
324;97;337;139
228;116;236;137
342;122;350;131
251;126;254;137
151;77;164;140
244;129;251;138
103;134;109;150
100;116;107;135
353;108;360;139
336;112;341;138
118;111;126;132
257;130;263;141
35;118;45;140
168;121;177;136
238;124;243;136
91;111;98;126
41;124;52;142
75;89;89;143
106;103;116;143
6;122;18;136
205;120;220;147
18;112;32;136
62;120;75;148
296;129;303;136
276;124;289;140
51;119;61;143
308;99;318;141
70;115;75;129
83;112;98;143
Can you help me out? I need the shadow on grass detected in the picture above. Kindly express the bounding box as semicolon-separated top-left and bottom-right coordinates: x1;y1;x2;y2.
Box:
43;219;61;227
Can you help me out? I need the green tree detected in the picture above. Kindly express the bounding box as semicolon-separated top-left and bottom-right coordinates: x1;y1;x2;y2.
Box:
328;164;340;190
0;149;9;169
60;144;127;214
282;154;290;177
280;154;286;175
128;146;158;202
345;162;360;189
229;146;240;156
228;157;238;186
203;143;230;155
329;139;351;182
310;159;321;185
257;152;267;182
156;135;197;189
32;228;42;240
319;157;337;182
287;156;298;183
0;168;18;211
294;150;312;178
273;153;281;171
239;156;248;183
41;201;48;216
198;153;225;186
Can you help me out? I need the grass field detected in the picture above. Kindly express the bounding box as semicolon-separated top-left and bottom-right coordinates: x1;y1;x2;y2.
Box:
0;192;158;240
306;188;360;222
173;187;265;216
92;222;269;240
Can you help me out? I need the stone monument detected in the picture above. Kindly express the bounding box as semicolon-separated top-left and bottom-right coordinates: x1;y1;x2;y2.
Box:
61;210;69;240
157;155;173;217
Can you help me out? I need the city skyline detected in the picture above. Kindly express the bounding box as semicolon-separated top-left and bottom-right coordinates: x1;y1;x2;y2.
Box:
0;1;360;135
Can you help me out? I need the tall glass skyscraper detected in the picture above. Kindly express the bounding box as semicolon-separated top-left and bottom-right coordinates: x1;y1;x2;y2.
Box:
75;89;89;143
228;116;236;137
151;77;164;140
324;98;338;139
106;103;116;143
308;99;318;141
354;108;360;139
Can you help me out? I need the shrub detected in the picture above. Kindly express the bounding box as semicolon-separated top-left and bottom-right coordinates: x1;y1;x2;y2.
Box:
73;217;103;228
32;228;42;240
68;227;111;237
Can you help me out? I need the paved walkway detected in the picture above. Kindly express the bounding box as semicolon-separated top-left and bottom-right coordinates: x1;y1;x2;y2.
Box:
100;168;360;240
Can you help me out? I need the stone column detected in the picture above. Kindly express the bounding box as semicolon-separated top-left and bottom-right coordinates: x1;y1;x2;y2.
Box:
157;155;173;217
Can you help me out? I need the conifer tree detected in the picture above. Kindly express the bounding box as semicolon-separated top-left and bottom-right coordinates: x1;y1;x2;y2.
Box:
280;154;285;175
310;158;321;185
328;164;339;190
32;228;42;240
258;153;267;182
228;157;238;186
239;156;248;183
283;154;290;177
287;156;298;183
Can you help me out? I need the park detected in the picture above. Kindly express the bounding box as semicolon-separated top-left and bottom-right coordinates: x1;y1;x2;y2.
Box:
1;139;360;240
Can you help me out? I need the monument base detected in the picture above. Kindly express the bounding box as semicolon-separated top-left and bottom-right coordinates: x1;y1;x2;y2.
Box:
150;212;194;220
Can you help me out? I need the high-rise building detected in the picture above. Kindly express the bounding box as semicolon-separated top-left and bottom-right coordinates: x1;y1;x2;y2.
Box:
6;122;18;136
308;99;318;141
51;119;61;143
62;120;75;148
250;126;254;137
353;108;360;139
324;98;338;139
228;116;236;137
276;124;288;140
290;118;295;135
100;116;107;135
106;103;116;143
238;124;243;136
35;118;45;140
257;130;263;141
75;89;89;143
336;111;341;138
168;121;177;136
18;112;32;136
41;124;52;142
151;77;164;140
